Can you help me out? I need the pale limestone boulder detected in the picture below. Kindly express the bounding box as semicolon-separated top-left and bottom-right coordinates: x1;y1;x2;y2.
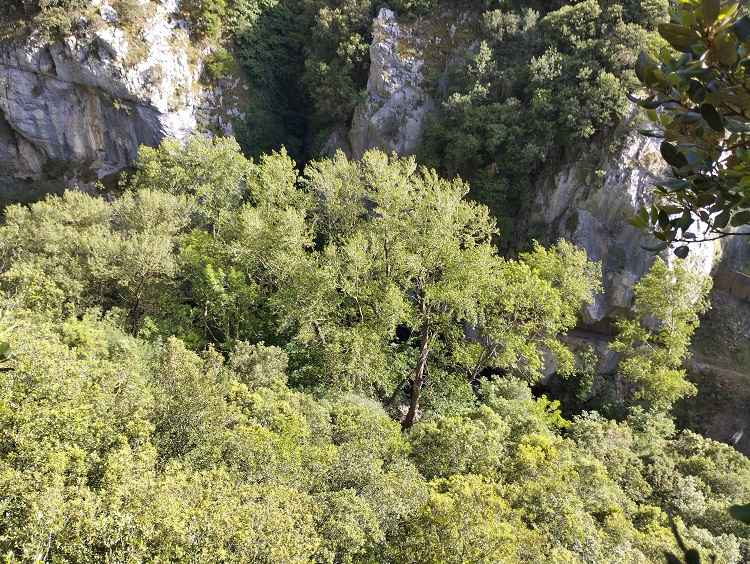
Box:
99;5;119;24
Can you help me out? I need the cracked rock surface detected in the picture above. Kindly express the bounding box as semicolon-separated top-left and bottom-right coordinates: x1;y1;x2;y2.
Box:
0;0;200;185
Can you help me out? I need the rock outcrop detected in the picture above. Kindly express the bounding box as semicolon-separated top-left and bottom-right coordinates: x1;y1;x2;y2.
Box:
529;126;720;324
347;8;434;158
0;0;201;186
529;122;750;324
343;8;476;159
347;8;749;325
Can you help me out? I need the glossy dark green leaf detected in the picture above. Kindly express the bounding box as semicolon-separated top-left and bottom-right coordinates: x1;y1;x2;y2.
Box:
658;210;670;229
636;51;659;84
730;209;750;226
729;502;750;524
655;178;691;193
628;92;663;109
695;191;717;207
629;215;649;228
642;100;663;109
703;0;721;25
674;246;690;258
713;208;731;229
700;103;724;131
677;211;693;229
677;112;702;125
641;241;670;252
680;67;715;78
693;178;716;190
661;142;689;168
637;128;664;138
627;92;648;104
715;31;739;65
659;23;702;47
734;15;750;42
687;82;707;104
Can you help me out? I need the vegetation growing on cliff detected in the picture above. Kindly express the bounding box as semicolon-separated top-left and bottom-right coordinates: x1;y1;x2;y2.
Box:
419;0;668;243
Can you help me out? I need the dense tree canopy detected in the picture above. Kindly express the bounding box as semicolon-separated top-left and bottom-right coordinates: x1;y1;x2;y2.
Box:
1;310;747;561
0;136;746;561
0;0;749;556
420;0;666;244
272;150;601;427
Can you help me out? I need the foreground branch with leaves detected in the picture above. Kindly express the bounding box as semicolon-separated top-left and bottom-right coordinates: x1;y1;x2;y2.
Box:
631;0;750;253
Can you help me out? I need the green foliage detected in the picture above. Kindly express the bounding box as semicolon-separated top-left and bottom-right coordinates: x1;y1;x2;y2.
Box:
0;308;428;561
203;45;241;80
408;405;510;480
665;519;705;564
301;0;372;126
228;340;289;389
230;0;374;159
151;337;229;462
131;135;250;233
399;378;748;563
2;0;90;38
181;0;237;40
610;257;712;410
278;150;600;427
632;0;750;248
394;475;522;563
0;341;11;372
0;135;748;562
0;188;193;331
231;0;308;158
420;0;655;233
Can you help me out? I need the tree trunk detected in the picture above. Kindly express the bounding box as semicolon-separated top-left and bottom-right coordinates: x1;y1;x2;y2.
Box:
402;317;430;430
384;371;413;410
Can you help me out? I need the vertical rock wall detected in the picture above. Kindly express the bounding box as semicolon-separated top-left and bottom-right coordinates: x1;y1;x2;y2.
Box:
0;0;200;184
342;8;477;159
347;8;434;158
529;127;720;324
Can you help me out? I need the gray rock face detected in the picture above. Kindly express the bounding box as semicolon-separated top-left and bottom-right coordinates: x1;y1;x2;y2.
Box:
347;9;434;158
0;0;200;183
99;5;119;24
530;126;720;324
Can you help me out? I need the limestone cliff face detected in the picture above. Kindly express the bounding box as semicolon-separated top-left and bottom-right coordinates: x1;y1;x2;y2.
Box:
528;127;720;324
0;0;201;185
347;8;434;158
343;8;475;159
